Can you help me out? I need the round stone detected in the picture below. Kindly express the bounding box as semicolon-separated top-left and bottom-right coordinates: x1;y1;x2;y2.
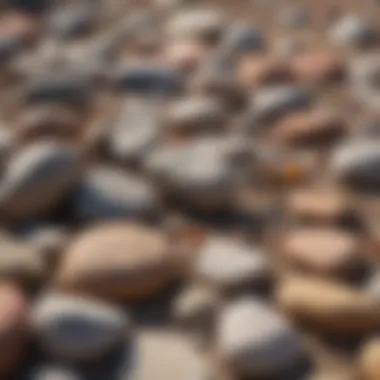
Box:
217;298;303;378
72;166;158;222
32;293;129;362
166;95;226;135
238;55;292;89
291;50;345;84
277;276;380;336
329;14;376;47
285;188;353;224
0;283;28;376
55;224;178;301
282;227;360;276
359;338;380;380
0;141;82;220
331;140;380;187
270;108;346;146
196;236;270;289
166;8;225;42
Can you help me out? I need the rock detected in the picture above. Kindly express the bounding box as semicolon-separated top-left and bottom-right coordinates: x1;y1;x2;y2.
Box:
329;14;376;47
114;65;184;95
365;271;380;303
166;8;225;43
16;105;82;141
291;51;345;84
0;128;15;162
0;141;82;220
196;236;270;289
0;283;28;376
72;166;159;222
47;4;98;39
166;95;226;135
221;22;265;53
279;6;310;28
238;55;292;89
217;298;302;378
331;140;380;187
273;36;307;57
277;276;380;335
270;108;346;146
249;85;312;125
173;285;218;326
55;223;179;301
285;188;353;224
0;234;45;285
109;99;161;164
22;364;83;380
359;338;380;380
282;227;360;276
164;39;208;72
32;293;129;362
131;329;208;380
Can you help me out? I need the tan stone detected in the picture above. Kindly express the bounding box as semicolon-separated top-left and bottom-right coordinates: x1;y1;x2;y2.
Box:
55;224;180;301
359;338;380;380
277;276;380;336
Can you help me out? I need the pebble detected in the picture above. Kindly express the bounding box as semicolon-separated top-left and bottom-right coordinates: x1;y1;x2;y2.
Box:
22;364;83;380
365;271;380;302
277;276;380;336
196;236;270;289
32;293;129;362
285;188;353;224
131;328;208;380
291;51;345;84
166;95;226;135
249;85;313;125
173;285;218;327
72;166;158;222
359;338;380;380
331;140;380;187
0;283;28;376
114;64;184;95
279;6;310;28
329;14;377;47
55;223;178;301
282;227;360;276
0;141;82;220
217;298;303;378
166;8;225;43
270;108;346;146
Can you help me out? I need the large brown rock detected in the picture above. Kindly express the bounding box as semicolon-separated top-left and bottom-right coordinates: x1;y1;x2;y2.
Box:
277;276;380;336
55;224;181;301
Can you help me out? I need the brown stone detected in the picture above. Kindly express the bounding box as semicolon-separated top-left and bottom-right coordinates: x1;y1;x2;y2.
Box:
55;223;180;301
270;109;346;146
282;227;360;276
291;50;345;84
359;338;380;380
286;188;353;224
0;282;28;376
277;276;380;336
238;54;293;89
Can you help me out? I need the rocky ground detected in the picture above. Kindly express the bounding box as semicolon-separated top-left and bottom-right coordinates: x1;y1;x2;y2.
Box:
0;0;380;379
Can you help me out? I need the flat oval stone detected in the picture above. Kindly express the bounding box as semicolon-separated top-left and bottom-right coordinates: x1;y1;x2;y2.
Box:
331;140;380;187
286;188;353;224
329;14;376;47
0;283;28;376
32;293;129;362
166;95;226;135
291;51;345;84
55;224;178;301
166;8;225;42
277;276;380;336
114;65;184;95
0;141;82;220
270;108;346;146
72;166;158;222
359;338;380;380
196;236;270;289
282;227;360;276
217;298;303;378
